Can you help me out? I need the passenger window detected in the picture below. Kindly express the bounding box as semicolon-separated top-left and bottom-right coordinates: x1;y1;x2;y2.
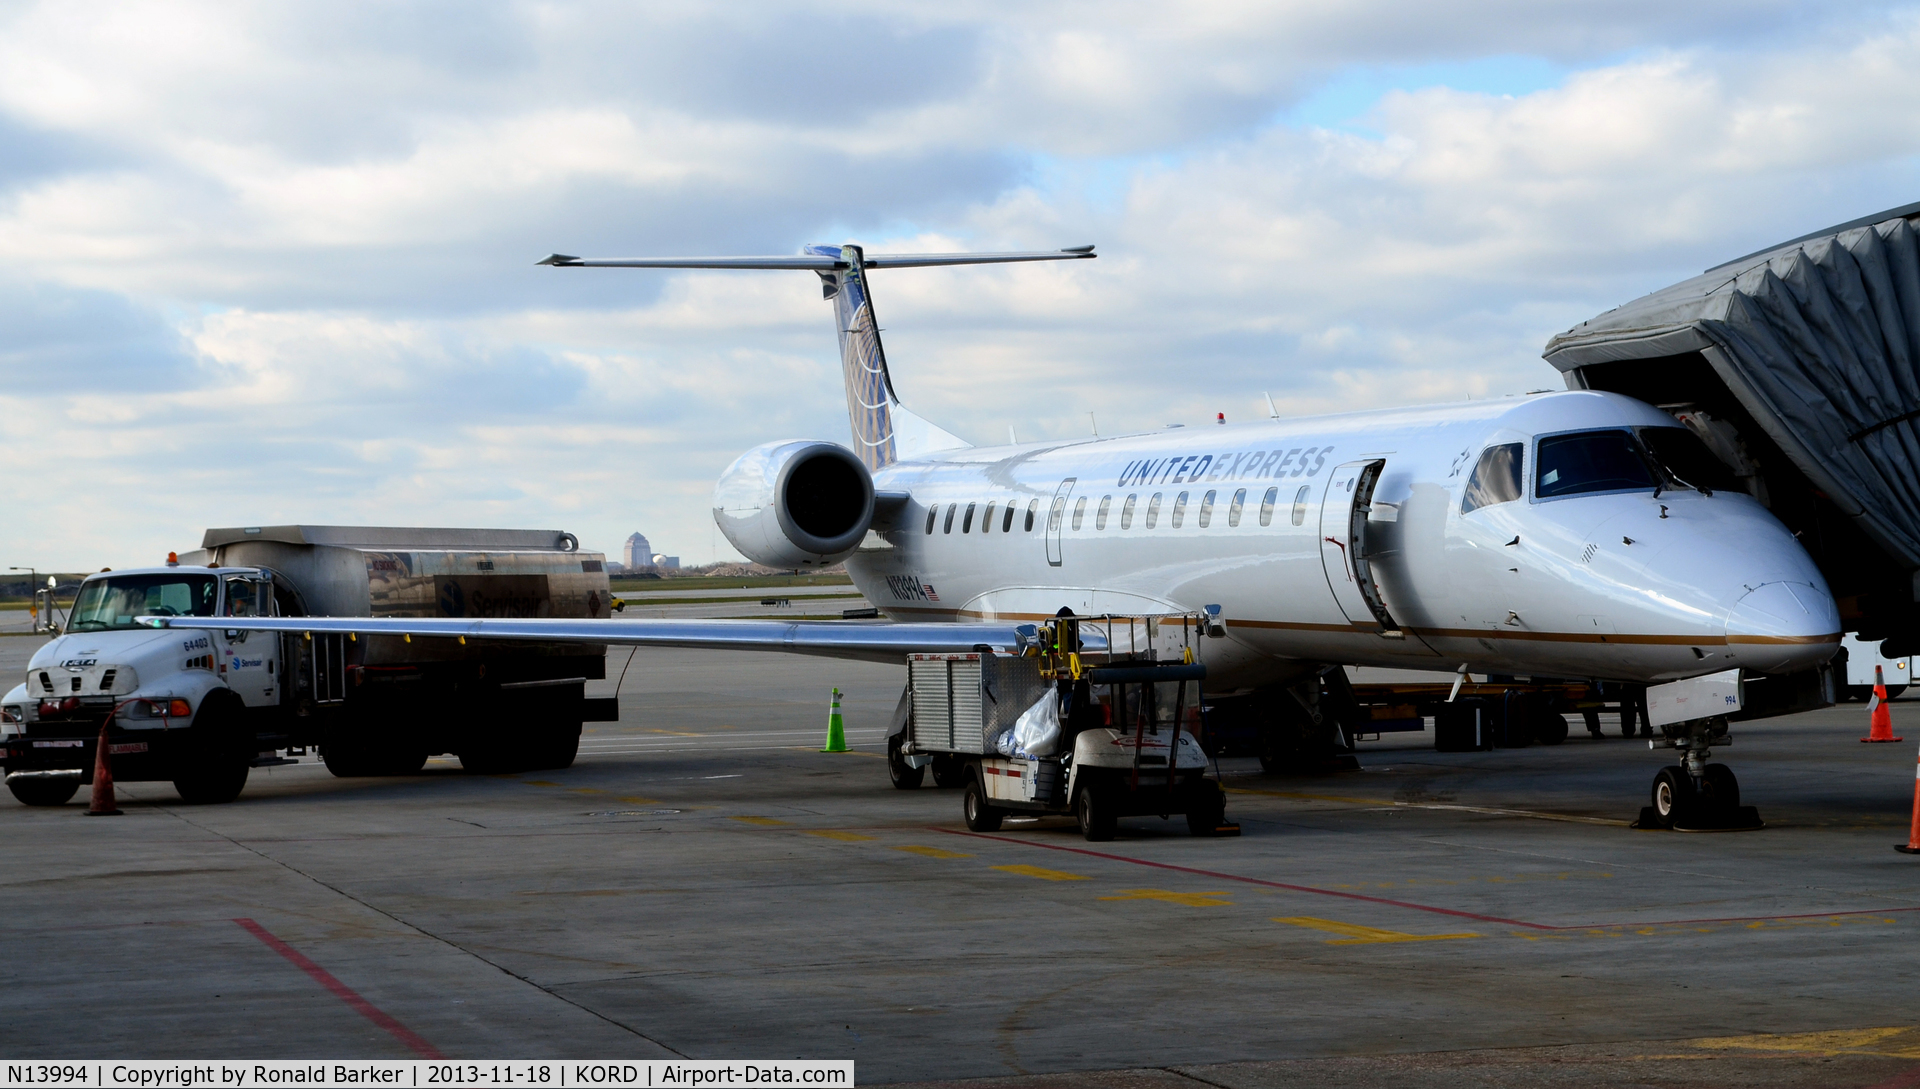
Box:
1096;496;1112;530
1228;488;1245;527
1026;499;1039;532
1463;443;1525;513
1120;494;1137;530
962;502;976;533
1291;484;1310;526
1534;431;1653;499
944;504;957;533
1258;486;1278;527
1004;504;1016;532
1198;490;1215;528
925;505;937;534
982;500;996;533
1171;492;1187;529
1071;496;1087;531
1146;493;1162;529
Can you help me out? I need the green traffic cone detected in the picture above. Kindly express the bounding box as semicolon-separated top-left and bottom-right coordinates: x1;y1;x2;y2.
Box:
821;687;848;752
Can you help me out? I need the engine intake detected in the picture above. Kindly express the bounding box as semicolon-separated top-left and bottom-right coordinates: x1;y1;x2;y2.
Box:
713;441;875;567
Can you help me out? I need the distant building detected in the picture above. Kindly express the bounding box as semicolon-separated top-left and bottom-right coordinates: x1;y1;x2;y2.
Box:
651;554;681;570
605;560;627;576
623;532;652;570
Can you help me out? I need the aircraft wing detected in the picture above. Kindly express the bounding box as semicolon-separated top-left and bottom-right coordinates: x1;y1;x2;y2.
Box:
140;616;1083;665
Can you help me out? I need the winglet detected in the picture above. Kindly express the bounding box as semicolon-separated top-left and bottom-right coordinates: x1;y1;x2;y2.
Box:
536;254;582;266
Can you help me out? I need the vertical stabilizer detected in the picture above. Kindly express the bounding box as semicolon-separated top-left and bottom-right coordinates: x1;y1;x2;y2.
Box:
808;243;968;469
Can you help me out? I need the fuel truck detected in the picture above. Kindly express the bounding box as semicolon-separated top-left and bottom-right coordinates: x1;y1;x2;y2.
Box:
1;526;616;806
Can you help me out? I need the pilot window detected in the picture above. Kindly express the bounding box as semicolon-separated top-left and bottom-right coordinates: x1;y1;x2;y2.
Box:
925;505;937;534
962;502;976;533
1535;430;1655;499
982;500;997;532
1096;496;1112;530
944;504;957;533
1228;488;1246;527
1640;427;1738;493
1198;490;1215;528
1146;493;1162;528
1072;496;1088;531
1462;443;1524;513
1170;491;1187;528
1258;486;1278;527
1121;494;1137;529
1291;484;1310;526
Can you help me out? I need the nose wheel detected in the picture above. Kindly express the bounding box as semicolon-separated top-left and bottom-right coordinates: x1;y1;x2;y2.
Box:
1636;718;1765;831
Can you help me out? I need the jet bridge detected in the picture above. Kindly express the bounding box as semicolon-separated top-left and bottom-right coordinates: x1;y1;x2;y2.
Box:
1543;200;1920;651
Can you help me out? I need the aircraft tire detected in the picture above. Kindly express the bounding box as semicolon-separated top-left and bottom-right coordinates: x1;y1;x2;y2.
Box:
1650;766;1691;828
1701;763;1740;812
887;734;924;790
963;772;1001;832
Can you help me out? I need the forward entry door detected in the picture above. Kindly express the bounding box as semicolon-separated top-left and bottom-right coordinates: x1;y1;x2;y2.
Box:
1045;478;1076;567
1318;460;1400;633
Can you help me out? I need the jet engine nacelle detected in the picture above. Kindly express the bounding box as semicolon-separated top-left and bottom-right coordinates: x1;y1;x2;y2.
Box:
712;440;875;568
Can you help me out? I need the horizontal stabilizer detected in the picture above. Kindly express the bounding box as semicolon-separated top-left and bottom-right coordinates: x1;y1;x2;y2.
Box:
536;247;1095;270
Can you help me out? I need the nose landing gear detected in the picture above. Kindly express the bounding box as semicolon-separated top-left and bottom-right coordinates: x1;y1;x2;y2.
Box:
1636;716;1765;830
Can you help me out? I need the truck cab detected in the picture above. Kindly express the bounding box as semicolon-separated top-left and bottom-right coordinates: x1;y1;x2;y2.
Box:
1;564;283;806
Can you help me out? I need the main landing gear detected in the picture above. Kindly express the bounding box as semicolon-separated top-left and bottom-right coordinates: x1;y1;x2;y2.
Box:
1635;715;1764;831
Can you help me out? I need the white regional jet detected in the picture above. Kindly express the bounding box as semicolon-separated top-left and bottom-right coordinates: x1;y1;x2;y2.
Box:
155;244;1842;827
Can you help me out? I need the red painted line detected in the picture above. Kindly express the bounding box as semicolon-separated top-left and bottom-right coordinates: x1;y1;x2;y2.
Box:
1866;1065;1920;1089
234;918;445;1058
937;830;1920;932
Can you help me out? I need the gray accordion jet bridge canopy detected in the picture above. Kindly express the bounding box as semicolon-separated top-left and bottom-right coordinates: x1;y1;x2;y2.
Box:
1544;200;1920;651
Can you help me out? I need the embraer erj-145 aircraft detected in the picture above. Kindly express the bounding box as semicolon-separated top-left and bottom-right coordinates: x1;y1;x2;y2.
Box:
158;243;1841;826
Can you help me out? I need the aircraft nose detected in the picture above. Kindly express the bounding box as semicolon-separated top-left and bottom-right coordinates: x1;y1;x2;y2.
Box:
1724;581;1841;673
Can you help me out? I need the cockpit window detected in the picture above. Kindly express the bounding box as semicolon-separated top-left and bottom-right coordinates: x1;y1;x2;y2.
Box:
67;574;218;632
1640;427;1737;494
1535;429;1657;498
1462;443;1523;514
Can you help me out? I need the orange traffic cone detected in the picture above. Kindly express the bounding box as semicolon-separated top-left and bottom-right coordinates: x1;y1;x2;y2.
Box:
1863;665;1903;743
1898;744;1920;855
86;724;121;816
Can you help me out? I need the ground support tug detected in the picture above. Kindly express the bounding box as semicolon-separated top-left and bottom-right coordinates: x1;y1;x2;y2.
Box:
888;613;1236;841
1;525;616;806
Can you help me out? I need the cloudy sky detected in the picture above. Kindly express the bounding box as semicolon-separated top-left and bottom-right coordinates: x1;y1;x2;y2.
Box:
4;1;1918;570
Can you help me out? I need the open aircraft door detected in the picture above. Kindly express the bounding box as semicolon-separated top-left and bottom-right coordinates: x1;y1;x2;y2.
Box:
1319;459;1402;635
1045;478;1075;567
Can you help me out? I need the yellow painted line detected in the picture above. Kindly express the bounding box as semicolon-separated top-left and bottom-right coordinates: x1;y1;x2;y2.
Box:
568;787;604;795
804;830;877;842
892;845;973;859
524;780;561;787
1227;785;1630;827
1098;889;1233;907
992;864;1089;882
730;816;789;826
1273;916;1479;944
616;796;660;804
1689;1026;1920;1059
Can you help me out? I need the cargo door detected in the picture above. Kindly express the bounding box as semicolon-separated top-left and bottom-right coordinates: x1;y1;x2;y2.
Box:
1045;478;1076;567
1318;460;1400;634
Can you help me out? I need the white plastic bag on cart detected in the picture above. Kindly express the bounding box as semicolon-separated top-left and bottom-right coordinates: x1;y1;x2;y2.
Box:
1011;691;1062;757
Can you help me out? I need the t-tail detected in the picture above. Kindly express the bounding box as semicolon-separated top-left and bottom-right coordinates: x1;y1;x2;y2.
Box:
537;243;1095;469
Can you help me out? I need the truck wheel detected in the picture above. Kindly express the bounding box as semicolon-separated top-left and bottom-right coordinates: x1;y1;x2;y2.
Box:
323;740;377;777
8;778;80;807
172;695;252;804
886;734;924;790
528;723;581;771
1076;784;1116;842
962;773;1002;832
930;755;966;788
